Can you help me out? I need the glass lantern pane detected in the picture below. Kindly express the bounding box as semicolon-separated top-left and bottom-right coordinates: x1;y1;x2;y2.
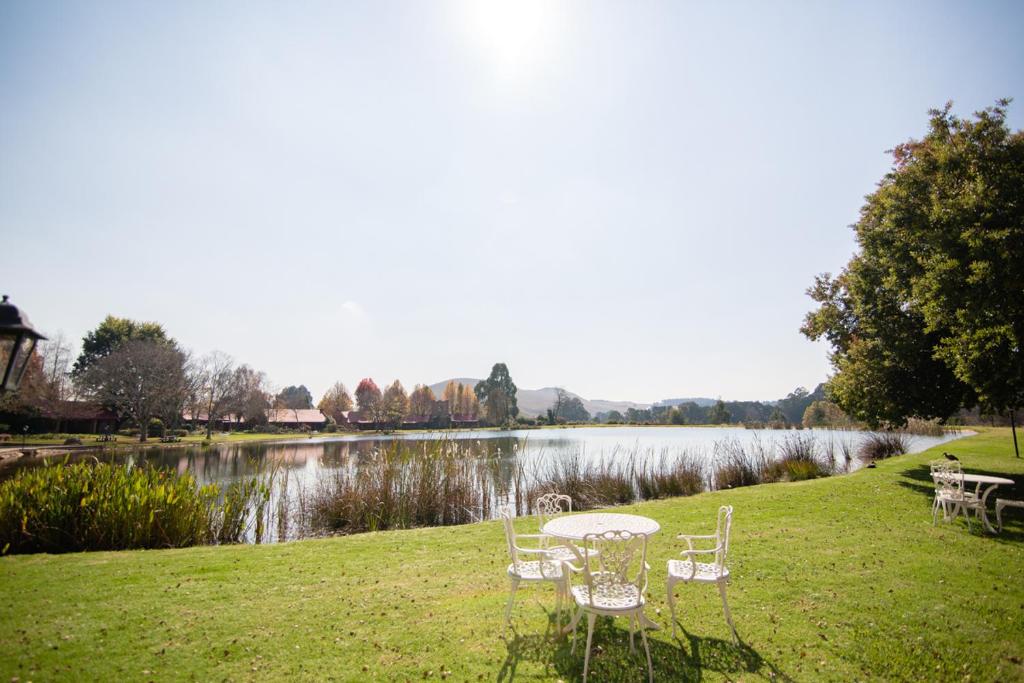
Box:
0;337;14;389
2;335;36;392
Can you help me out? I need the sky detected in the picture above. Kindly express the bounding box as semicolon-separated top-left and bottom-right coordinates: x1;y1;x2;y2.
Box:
2;0;1023;404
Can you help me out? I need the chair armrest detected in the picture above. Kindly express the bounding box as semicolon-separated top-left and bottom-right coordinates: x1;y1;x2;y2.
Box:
679;545;723;557
677;533;716;540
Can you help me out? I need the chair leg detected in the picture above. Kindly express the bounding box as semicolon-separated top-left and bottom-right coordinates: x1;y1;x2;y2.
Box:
505;578;519;625
717;580;738;644
667;577;679;638
932;497;940;525
629;613;636;654
554;582;562;628
997;502;1004;532
639;617;654;683
570;606;583;653
582;612;597;683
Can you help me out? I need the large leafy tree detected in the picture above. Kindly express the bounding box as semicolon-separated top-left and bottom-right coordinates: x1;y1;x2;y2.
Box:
803;100;1023;435
408;384;436;417
475;363;518;424
79;340;188;442
73;316;171;375
382;380;409;427
318;381;353;423
275;385;313;409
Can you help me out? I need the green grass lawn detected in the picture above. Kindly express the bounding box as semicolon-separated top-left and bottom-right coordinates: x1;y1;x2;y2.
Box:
1;429;1022;681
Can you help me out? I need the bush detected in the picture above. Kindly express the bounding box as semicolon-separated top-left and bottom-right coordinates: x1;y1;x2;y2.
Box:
148;418;164;436
763;434;833;482
858;431;910;462
118;428;139;437
63;437;83;446
170;429;189;438
0;461;272;555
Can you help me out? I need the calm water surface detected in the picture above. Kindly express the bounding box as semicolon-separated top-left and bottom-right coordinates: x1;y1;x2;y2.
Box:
10;426;966;541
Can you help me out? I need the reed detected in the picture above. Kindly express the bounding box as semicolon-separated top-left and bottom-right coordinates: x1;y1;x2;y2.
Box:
763;433;834;481
858;431;910;462
0;459;272;555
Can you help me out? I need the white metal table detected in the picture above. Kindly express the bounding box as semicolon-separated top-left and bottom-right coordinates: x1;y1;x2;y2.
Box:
961;473;1016;533
542;512;661;540
542;512;661;632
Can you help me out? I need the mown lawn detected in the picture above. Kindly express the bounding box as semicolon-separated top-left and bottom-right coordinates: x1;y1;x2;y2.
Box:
1;429;1022;681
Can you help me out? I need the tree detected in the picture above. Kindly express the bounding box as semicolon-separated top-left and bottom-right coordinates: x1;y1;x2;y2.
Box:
382;380;409;427
476;363;518;424
457;384;479;418
707;400;731;425
803;100;1022;447
802;400;850;428
408;384;436;416
605;410;625;424
198;351;242;439
275;385;313;410
79;340;187;442
548;388;589;422
318;382;353;423
73;316;171;375
231;365;271;427
355;378;382;425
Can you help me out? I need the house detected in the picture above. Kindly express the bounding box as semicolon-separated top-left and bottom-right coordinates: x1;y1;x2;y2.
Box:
450;413;479;428
30;401;118;434
182;411;246;431
266;408;327;430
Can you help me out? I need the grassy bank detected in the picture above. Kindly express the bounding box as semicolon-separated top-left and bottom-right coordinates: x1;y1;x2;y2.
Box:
1;429;1022;681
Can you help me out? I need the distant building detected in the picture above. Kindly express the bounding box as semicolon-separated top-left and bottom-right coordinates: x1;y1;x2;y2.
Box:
182;411;246;431
266;408;327;430
29;401;118;434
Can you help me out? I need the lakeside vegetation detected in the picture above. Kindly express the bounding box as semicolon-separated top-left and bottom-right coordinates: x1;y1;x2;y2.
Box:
0;429;1020;680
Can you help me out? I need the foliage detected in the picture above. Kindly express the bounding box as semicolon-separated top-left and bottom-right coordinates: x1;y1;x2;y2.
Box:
317;381;353;423
354;378;382;416
381;380;409;427
801;400;851;428
858;431;910;461
475;363;518;423
0;461;271;554
803;100;1023;425
274;385;313;410
78;340;188;441
230;365;271;425
548;388;590;423
407;384;436;416
197;351;242;439
707;400;732;425
73;315;171;375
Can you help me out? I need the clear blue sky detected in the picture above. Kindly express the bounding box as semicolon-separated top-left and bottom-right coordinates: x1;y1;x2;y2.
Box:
3;0;1022;404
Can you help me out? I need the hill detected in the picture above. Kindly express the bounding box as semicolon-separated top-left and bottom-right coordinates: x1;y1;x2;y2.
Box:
428;379;649;418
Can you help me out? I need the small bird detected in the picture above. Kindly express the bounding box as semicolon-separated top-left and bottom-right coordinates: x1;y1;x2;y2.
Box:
944;452;960;462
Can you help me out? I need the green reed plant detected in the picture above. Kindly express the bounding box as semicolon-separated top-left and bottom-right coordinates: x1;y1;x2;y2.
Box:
0;460;272;555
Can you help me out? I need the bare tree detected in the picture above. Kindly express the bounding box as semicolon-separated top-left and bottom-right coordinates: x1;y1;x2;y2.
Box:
37;332;75;431
199;351;242;439
80;340;187;442
230;365;270;429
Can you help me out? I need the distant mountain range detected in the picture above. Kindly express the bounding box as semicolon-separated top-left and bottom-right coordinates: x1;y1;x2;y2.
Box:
425;378;813;420
428;378;650;418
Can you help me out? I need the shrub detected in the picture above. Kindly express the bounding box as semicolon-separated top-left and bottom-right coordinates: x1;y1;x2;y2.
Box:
858;431;910;462
763;434;833;482
118;428;139;437
0;461;272;555
711;439;768;490
170;429;189;438
63;437;83;446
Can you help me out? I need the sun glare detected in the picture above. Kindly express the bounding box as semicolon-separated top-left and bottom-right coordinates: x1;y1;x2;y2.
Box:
455;0;563;82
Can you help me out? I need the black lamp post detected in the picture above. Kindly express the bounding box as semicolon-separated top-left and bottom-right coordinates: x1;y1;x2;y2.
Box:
0;295;47;393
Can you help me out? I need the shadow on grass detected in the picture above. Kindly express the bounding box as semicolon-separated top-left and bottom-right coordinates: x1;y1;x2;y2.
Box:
497;613;792;682
896;463;1024;542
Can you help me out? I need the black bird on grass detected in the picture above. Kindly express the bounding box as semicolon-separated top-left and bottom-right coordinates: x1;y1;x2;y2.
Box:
944;452;960;462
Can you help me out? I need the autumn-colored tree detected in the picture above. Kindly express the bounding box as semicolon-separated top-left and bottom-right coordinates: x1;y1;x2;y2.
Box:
458;385;479;417
318;382;354;423
355;378;382;425
408;384;436;417
442;381;458;407
382;380;409;427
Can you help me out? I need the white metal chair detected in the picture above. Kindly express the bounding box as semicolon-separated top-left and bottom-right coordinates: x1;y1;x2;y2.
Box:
500;505;568;627
930;461;983;530
667;505;737;643
563;529;653;683
996;498;1024;532
533;492;598;563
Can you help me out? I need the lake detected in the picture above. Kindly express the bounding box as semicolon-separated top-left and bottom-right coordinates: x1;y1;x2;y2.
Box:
7;426;966;542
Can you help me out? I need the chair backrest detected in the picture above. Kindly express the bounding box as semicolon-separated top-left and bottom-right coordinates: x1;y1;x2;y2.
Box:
534;492;572;531
714;505;734;572
930;460;964;496
500;505;521;569
575;530;648;609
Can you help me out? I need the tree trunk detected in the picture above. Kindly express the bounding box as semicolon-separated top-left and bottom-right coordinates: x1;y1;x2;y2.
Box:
1012;408;1020;458
140;419;148;443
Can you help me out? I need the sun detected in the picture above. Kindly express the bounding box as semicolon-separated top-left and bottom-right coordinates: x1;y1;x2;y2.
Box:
454;0;564;82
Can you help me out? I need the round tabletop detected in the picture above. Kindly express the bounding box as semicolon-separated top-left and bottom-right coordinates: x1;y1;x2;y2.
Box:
961;473;1015;485
542;512;660;541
